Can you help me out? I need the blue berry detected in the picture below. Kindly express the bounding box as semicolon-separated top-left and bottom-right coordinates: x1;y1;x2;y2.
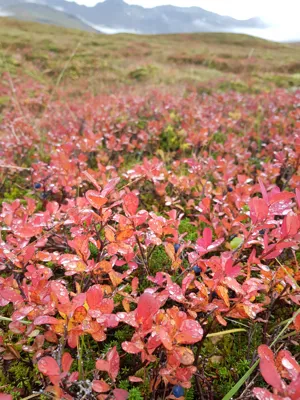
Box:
193;265;202;275
227;186;233;192
41;191;51;199
172;385;184;398
259;229;266;235
34;182;42;189
174;243;180;253
211;291;218;300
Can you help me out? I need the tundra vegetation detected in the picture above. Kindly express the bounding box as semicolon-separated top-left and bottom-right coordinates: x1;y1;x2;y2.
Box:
0;17;299;400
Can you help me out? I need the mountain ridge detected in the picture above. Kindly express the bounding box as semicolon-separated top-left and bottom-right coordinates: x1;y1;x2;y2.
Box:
0;0;267;34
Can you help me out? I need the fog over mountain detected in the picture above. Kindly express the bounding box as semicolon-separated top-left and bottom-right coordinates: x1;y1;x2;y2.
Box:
1;0;297;41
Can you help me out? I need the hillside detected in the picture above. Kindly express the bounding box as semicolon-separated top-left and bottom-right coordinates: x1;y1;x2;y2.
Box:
0;17;299;95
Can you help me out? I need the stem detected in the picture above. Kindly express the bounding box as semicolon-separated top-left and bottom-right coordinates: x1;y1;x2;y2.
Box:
0;316;31;325
135;233;149;275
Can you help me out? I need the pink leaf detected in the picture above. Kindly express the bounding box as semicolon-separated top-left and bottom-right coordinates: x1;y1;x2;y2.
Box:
281;212;300;238
0;395;13;400
249;198;268;224
277;350;300;380
253;388;282;400
50;281;69;305
34;316;59;325
96;359;109;372
122;341;142;354
129;376;143;383
258;178;269;203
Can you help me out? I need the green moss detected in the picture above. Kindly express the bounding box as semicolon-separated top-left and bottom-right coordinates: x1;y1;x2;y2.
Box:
0;360;43;398
198;323;263;398
212;131;227;145
128;387;143;400
160;125;183;153
179;218;198;242
149;245;172;275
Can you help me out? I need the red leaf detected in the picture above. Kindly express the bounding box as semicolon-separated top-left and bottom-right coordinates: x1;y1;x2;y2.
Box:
107;346;120;381
269;192;294;205
277;350;300;380
249;198;268;224
62;352;73;373
123;192;139;216
86;285;103;310
176;319;203;344
136;293;160;330
295;313;300;331
257;345;283;391
86;190;108;209
92;380;110;393
38;356;60;376
113;389;129;400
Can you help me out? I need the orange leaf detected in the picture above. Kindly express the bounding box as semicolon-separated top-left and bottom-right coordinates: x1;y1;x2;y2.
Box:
73;306;87;323
86;191;108;209
116;229;134;242
165;242;175;263
216;286;230;307
105;226;115;242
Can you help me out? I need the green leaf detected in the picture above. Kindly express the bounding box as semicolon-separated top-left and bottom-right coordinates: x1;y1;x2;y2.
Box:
230;237;243;250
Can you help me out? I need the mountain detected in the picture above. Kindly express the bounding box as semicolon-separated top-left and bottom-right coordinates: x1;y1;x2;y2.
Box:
0;2;97;31
0;0;266;34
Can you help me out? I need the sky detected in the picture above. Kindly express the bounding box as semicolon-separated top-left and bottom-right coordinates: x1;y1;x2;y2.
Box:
67;0;300;41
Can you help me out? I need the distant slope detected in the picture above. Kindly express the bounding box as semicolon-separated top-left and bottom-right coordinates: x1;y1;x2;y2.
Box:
1;16;299;95
0;0;266;35
0;2;97;32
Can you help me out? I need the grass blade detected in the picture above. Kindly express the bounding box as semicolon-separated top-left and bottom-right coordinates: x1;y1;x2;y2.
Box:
207;328;246;338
